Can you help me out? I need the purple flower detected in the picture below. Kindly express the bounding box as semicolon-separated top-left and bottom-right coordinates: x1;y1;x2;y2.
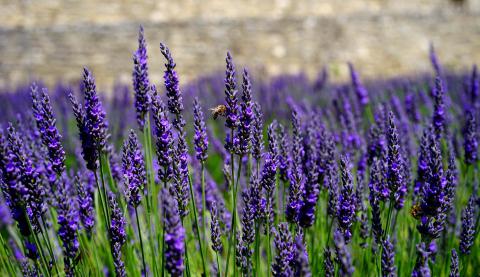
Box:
412;242;431;277
369;158;383;244
337;156;356;243
449;249;459;277
172;123;190;219
163;188;185;277
261;152;277;232
272;223;294;277
151;89;174;183
415;128;432;198
463;109;477;165
160;42;184;126
132;25;151;130
75;173;95;236
69;92;98;171
56;175;80;276
108;193;126;277
286;110;304;224
386;111;406;209
443;149;458;214
277;123;291;182
323;247;334;277
251;103;264;161
432;76;445;137
224;52;239;131
420;140;447;217
237;68;254;155
193;97;208;162
333;228;354;277
292;232;311;277
237;182;256;273
210;201;223;253
83;67;109;152
348;63;369;106
0;196;12;228
468;65;479;104
381;236;397;277
31;84;66;174
299;125;320;229
6;125;46;233
122;130;146;208
459;195;476;255
416;136;448;239
267;121;278;160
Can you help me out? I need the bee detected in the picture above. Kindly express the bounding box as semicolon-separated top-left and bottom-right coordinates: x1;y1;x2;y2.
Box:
410;204;423;220
210;105;227;120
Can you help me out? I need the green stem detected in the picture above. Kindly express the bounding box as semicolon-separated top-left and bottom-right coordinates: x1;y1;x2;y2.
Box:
266;210;272;277
39;217;59;276
98;153;111;224
0;233;16;275
216;252;221;277
134;207;147;276
201;162;208;274
225;131;236;276
31;226;50;276
93;171;110;232
142;119;160;277
254;222;261;276
383;201;394;240
187;175;207;275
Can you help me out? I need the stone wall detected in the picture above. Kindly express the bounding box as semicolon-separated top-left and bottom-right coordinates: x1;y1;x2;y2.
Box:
0;0;479;90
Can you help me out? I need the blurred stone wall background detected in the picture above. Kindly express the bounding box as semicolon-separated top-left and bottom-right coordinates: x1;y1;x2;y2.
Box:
0;0;479;90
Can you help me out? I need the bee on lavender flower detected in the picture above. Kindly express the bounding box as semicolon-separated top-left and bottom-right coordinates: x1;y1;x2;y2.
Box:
210;104;227;119
410;204;424;220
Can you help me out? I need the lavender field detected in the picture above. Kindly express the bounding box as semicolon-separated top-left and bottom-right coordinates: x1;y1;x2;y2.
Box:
0;27;479;277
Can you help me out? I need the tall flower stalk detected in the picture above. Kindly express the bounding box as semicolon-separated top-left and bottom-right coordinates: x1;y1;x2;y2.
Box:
193;97;209;271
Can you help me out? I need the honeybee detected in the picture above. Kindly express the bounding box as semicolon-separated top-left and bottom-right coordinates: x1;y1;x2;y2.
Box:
210;105;227;119
410;204;423;220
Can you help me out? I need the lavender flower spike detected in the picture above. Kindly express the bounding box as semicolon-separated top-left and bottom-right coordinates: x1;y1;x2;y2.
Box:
337;156;356;243
292;233;311;277
463;109;477;165
323;247;335;277
333;228;354;277
31;84;66;174
224;52;239;131
272;223;294;277
56;175;80;276
122;130;146;208
459;195;476;255
386;111;406;209
163;188;186;277
348;62;369;106
210;201;223;253
237;68;254;155
75;174;95;236
381;236;397;277
7;125;46;233
193;97;208;162
0;128;30;237
412;242;431;277
108;193;127;277
132;25;151;130
432;76;446;137
449;249;459;277
251;103;264;161
151;88;174;183
159;42;184;119
69;93;98;171
83;67;109;152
